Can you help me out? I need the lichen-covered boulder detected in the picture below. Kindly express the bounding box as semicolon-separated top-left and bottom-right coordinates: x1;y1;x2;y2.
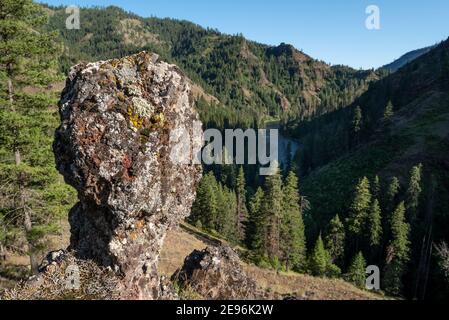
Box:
53;52;202;299
172;246;278;300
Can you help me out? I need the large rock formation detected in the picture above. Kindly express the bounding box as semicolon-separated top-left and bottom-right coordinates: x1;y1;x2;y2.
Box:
53;52;202;299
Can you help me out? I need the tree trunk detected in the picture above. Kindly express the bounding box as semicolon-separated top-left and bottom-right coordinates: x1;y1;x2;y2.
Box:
7;78;14;106
23;207;39;274
413;176;435;300
14;149;21;166
7;63;15;109
0;243;6;264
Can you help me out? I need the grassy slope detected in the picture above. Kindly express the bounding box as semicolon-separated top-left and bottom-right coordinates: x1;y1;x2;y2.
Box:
160;225;383;300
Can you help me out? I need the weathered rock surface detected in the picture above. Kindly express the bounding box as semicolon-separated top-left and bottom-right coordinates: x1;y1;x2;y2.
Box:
172;246;278;300
53;52;202;299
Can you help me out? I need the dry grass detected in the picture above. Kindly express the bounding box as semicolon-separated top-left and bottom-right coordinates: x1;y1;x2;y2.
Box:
2;222;385;300
160;226;385;300
159;225;210;276
243;265;381;300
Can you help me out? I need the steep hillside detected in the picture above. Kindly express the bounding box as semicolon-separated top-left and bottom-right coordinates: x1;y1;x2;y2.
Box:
43;5;384;128
288;38;449;299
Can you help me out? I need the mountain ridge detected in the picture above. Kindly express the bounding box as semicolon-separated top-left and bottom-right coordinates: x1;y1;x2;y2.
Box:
381;45;437;72
44;4;384;128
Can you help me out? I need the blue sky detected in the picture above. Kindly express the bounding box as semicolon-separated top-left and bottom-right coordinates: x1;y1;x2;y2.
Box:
39;0;449;69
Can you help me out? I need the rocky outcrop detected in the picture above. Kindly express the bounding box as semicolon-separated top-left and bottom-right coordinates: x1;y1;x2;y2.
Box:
172;246;278;300
3;251;120;300
53;52;202;299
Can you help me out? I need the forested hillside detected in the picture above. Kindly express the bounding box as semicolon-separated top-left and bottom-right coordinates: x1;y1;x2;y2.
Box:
286;38;449;299
44;5;384;129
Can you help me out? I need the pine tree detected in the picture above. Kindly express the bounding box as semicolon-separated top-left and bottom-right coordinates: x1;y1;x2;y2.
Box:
261;163;283;261
388;202;410;261
368;199;382;247
385;177;400;214
247;187;265;252
347;177;371;238
224;187;238;242
324;214;345;265
384;202;410;295
383;259;405;296
280;171;306;271
352;106;363;133
0;0;71;274
309;234;329;277
345;252;367;289
215;183;237;241
190;172;219;230
235;166;248;243
383;101;394;121
406;164;423;222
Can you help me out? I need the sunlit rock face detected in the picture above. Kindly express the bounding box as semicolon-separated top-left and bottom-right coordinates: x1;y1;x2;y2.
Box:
54;52;202;300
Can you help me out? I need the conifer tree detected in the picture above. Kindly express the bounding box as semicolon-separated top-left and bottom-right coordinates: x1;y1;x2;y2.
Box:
324;214;345;265
406;164;423;222
353;106;363;133
215;183;237;241
383;259;404;296
214;183;226;232
190;172;219;230
345;252;367;289
388;202;410;261
383;101;395;122
235;166;248;243
347;177;371;238
0;0;73;273
309;234;329;277
280;171;306;271
247;187;265;252
368;199;383;247
224;187;238;242
261;163;283;261
384;202;410;295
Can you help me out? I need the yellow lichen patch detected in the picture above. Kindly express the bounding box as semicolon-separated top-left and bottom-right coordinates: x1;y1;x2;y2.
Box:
128;105;144;129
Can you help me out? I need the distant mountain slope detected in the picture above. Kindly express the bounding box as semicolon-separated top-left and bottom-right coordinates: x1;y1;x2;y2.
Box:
381;45;436;72
43;5;384;128
292;38;449;220
288;38;449;299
